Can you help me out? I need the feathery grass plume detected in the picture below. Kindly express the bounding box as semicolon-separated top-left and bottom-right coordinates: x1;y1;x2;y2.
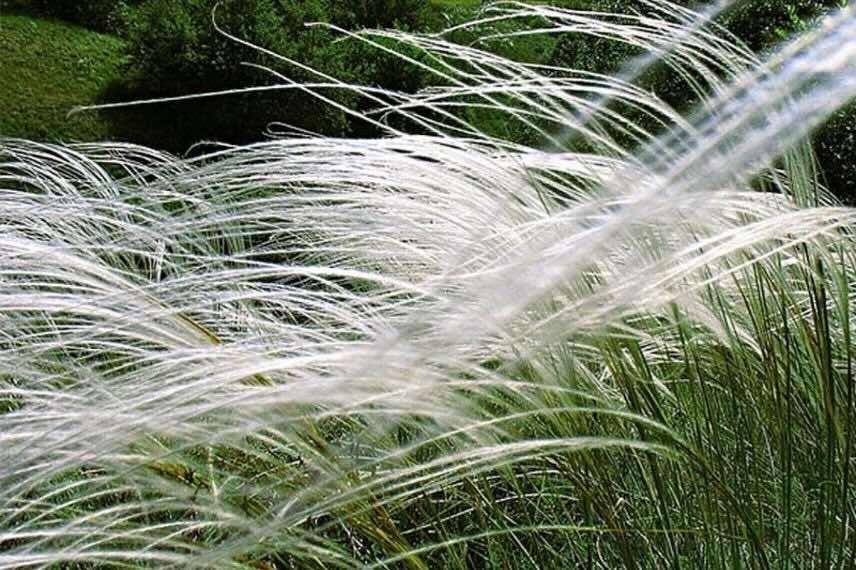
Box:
3;1;856;567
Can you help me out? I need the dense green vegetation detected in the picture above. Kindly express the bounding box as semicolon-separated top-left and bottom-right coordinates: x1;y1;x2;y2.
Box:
26;0;142;33
2;0;854;196
108;0;439;149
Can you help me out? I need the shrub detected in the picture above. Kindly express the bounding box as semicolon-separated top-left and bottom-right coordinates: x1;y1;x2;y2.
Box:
28;0;138;34
126;0;325;90
331;0;432;30
545;0;855;197
719;0;845;51
112;0;433;150
815;102;856;203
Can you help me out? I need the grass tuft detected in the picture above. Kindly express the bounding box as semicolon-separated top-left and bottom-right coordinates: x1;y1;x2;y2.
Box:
2;1;856;567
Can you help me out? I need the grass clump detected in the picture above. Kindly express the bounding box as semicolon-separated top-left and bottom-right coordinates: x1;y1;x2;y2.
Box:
2;1;856;568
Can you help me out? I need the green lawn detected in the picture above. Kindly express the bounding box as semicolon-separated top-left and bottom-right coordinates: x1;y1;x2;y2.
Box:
0;13;125;142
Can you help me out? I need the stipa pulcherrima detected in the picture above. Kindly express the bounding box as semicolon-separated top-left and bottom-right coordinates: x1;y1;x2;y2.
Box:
2;1;856;567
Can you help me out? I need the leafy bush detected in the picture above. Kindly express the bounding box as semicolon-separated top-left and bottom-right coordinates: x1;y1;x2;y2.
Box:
111;0;433;150
331;0;432;30
28;0;139;34
126;0;326;90
815;102;856;203
544;0;855;198
719;0;846;50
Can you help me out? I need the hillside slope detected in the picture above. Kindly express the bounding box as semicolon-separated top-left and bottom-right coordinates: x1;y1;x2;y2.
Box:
0;13;124;142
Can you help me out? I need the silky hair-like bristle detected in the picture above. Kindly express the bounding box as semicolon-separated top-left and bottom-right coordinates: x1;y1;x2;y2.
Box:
3;2;856;567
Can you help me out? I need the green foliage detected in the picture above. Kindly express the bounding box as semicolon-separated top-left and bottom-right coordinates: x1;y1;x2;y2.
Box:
111;0;435;151
815;103;856;204
5;0;855;200
332;0;432;30
26;0;140;34
715;0;856;201
543;0;855;198
127;0;321;90
719;0;845;50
